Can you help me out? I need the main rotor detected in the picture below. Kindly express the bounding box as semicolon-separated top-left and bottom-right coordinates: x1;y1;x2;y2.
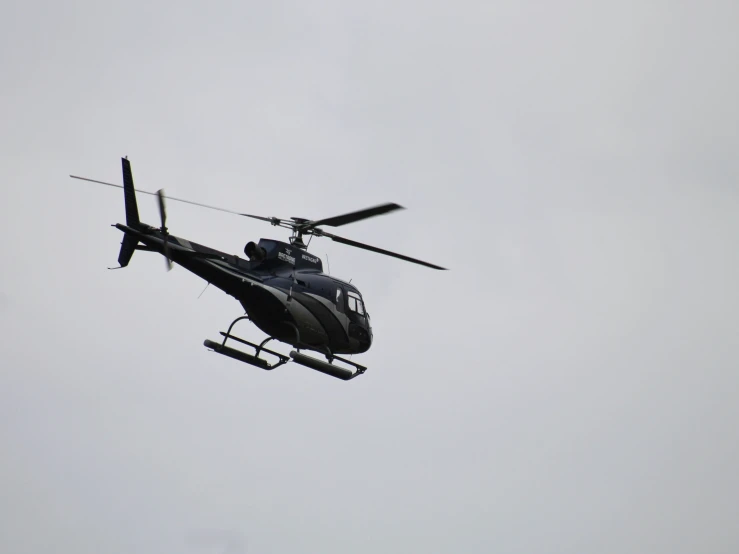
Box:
70;173;447;270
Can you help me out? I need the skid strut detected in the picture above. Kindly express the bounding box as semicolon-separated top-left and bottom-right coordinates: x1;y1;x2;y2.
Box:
204;316;289;370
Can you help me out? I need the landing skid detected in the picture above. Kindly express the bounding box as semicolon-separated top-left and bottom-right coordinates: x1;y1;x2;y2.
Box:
203;316;367;381
290;351;366;381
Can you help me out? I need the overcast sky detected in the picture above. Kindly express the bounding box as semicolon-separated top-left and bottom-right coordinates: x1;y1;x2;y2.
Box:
1;1;738;553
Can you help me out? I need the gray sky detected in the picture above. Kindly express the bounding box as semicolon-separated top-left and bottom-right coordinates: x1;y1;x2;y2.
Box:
1;1;738;552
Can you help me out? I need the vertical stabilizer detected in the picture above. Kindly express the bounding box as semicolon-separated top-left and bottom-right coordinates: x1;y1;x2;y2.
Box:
121;157;140;227
117;157;141;267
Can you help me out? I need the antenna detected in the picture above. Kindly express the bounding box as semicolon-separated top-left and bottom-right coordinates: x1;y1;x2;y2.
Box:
198;282;210;299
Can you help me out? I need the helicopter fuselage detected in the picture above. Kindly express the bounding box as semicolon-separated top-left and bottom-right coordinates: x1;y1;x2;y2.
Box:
116;223;373;356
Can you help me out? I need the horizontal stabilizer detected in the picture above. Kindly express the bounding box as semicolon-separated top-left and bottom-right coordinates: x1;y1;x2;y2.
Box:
117;234;139;267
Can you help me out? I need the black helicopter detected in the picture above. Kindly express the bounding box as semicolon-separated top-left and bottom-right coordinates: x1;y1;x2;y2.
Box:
71;158;445;381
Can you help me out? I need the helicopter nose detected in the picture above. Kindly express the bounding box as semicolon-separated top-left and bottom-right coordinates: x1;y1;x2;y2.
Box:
349;323;372;352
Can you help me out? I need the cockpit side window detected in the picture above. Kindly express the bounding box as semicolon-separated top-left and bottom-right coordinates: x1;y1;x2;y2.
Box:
335;287;343;311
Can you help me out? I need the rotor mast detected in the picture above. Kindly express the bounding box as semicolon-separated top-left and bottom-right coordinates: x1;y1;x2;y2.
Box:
289;218;310;249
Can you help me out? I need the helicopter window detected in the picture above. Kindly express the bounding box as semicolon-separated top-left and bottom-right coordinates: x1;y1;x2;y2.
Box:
336;288;342;307
347;292;365;315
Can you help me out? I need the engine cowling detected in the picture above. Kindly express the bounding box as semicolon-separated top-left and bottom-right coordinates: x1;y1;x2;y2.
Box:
244;241;266;261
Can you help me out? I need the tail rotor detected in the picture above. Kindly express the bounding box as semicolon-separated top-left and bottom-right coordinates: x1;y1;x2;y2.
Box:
157;189;173;271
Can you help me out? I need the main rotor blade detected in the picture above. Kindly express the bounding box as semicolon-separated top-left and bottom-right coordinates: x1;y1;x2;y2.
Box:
69;175;283;225
306;203;404;228
319;231;447;270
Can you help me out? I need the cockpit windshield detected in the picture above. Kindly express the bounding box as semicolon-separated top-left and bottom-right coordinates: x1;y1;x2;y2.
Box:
347;291;365;316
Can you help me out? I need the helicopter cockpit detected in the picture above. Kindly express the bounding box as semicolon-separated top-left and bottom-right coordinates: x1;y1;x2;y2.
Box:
347;291;366;317
334;284;367;318
335;285;372;351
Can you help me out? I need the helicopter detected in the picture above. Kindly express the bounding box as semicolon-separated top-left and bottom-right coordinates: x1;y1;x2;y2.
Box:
71;158;445;381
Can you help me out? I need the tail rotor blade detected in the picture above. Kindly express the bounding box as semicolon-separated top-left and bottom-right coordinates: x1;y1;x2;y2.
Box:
164;244;173;271
157;189;167;232
157;189;172;271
